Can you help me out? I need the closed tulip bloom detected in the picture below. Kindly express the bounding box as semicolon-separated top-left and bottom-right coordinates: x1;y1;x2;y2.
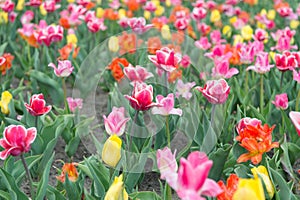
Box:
251;166;274;199
123;64;154;84
103;107;130;136
56;163;79;183
148;47;181;72
152;94;182;116
105;174;128;200
196;79;230;104
102;135;122;167
233;176;265;200
0;91;13;115
24;94;52;116
0;125;37;160
289;111;300;136
48;60;74;77
108;36;119;52
272;93;288;110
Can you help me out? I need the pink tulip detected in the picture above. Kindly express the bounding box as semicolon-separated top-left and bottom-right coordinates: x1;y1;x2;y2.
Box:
26;0;42;7
156;147;178;189
152;94;182;116
109;0;120;9
210;30;225;44
176;80;196;100
127;17;153;34
191;7;207;21
174;11;190;30
289;111;300;136
87;17;107;33
103;107;130;136
277;7;293;17
195;37;212;51
0;125;37;160
66;97;83;112
236;117;262;135
239;42;257;64
275;52;298;72
84;10;95;23
124;82;161;111
205;44;232;65
293;70;300;83
177;151;222;199
43;0;61;12
143;1;157;12
246;52;274;74
272;93;289;110
1;0;15;13
123;64;154;84
8;12;17;23
211;60;239;79
196;79;230;104
148;47;181;72
24;94;52;116
34;22;64;46
48;60;74;77
20;11;34;24
181;55;191;68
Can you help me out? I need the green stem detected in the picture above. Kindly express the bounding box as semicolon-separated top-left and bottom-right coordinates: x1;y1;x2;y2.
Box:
280;71;285;89
166;184;172;200
128;111;139;152
245;70;249;94
62;78;69;113
35;116;39;132
166;115;170;148
260;74;264;113
280;109;285;133
296;89;300;111
164;71;169;95
21;154;35;199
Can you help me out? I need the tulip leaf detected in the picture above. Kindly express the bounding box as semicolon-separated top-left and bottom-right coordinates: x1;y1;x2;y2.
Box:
45;185;66;200
65;137;81;157
0;42;8;55
129;191;162;200
64;174;80;200
36;152;54;200
0;190;11;200
280;135;296;182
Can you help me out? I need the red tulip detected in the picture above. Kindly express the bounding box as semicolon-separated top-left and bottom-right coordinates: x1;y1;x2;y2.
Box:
24;94;52;116
0;125;37;160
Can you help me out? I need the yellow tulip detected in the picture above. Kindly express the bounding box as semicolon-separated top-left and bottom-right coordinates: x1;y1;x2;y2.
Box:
67;0;75;3
161;25;171;40
0;12;8;24
16;0;25;11
102;135;122;167
144;11;151;20
105;174;128;200
0;91;13;115
67;34;78;47
151;0;160;7
257;21;266;29
229;16;237;25
155;5;164;16
40;5;47;16
96;7;104;18
118;9;126;19
233;35;244;46
233;176;265;200
290;20;299;29
260;9;267;16
241;25;253;41
108;36;119;53
222;25;232;38
251;166;274;199
165;0;171;7
210;10;221;23
267;9;276;20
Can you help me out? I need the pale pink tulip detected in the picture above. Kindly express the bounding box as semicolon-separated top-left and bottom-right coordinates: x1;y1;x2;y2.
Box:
143;1;157;12
152;94;182;116
66;97;83;112
211;60;239;79
195;37;212;50
148;47;181;72
109;0;120;9
48;60;74;77
236;117;261;135
272;93;288;110
289;111;300;136
247;52;274;74
123;64;153;83
127;17;153;34
103;107;130;136
20;11;34;24
210;30;225;44
293;70;300;83
176;80;196;100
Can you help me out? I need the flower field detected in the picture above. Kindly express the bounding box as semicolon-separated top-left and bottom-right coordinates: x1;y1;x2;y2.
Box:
1;0;300;199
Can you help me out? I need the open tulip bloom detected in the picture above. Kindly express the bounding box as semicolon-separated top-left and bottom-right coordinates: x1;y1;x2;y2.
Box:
24;93;52;116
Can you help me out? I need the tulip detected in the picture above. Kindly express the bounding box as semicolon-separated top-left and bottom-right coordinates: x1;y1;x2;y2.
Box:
289;111;300;136
210;10;221;23
66;97;83;112
56;163;79;183
104;174;128;200
272;93;288;110
42;0;61;12
236;117;261;135
123;64;154;84
124;82;161;111
176;80;196;100
87;17;107;33
108;36;119;52
102;135;122;167
25;0;42;7
217;174;239;200
0;125;37;160
191;7;207;21
24;93;52;116
241;25;253;41
233;176;265;200
148;47;181;72
211;60;239;79
152;94;182;116
127;17;153;34
247;52;274;74
275;52;298;72
196;79;230;104
251;166;274;199
195;37;212;50
0;91;12;115
48;60;74;77
1;0;15;13
103;107;130;136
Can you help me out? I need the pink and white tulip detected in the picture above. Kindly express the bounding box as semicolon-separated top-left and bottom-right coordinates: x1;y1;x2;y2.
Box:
275;52;298;72
1;0;15;13
123;64;153;84
152;94;182;116
127;17;153;34
43;0;61;12
176;80;196;100
236;117;261;135
103;107;130;136
272;93;289;110
148;47;181;72
87;17;107;33
66;97;83;112
24;94;52;116
247;52;274;74
211;60;239;79
289;111;300;136
48;60;74;77
293;70;300;83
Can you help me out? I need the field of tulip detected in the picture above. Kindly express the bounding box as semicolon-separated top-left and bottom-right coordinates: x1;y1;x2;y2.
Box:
1;0;300;199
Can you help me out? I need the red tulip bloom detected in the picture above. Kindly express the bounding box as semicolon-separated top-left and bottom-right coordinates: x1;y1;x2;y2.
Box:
0;125;37;160
24;94;52;116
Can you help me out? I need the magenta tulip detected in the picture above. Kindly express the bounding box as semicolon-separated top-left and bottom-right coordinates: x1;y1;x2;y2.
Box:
24;94;52;116
103;107;130;136
275;52;298;72
152;94;182;116
272;93;289;110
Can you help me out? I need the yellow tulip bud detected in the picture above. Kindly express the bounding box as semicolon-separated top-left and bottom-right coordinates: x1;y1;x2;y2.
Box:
241;25;253;41
251;166;275;199
210;10;221;23
222;25;232;38
67;0;75;3
155;5;164;16
233;35;244;46
118;9;126;19
0;12;8;24
67;34;78;47
267;9;276;20
257;21;266;29
0;91;13;115
290;20;299;30
108;36;119;53
260;9;267;16
152;0;160;7
96;7;104;18
269;52;276;62
165;0;171;7
102;135;122;167
16;0;25;11
229;16;237;25
40;5;47;16
144;11;151;20
104;174;128;200
161;25;171;40
233;176;265;200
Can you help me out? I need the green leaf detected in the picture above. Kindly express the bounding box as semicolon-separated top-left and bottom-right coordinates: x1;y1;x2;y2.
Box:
129;191;162;200
0;191;11;200
0;43;8;55
65;137;81;157
46;185;66;200
64;174;80;200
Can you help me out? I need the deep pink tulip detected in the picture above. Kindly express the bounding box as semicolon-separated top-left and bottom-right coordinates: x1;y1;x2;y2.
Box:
103;107;130;136
196;79;230;104
177;151;222;200
0;125;37;160
66;97;83;112
253;28;268;42
174;11;190;30
8;12;17;23
289;111;300;136
24;94;52;116
211;60;239;79
210;30;225;44
272;93;289;110
191;7;207;21
143;1;157;12
123;64;154;84
277;7;293;17
148;47;181;72
176;80;196;100
181;55;191;68
48;60;74;77
43;0;61;12
156;147;178;189
127;17;153;34
87;17;107;33
275;52;298;72
152;94;182;116
195;37;212;51
34;23;64;46
247;52;274;74
1;0;15;13
236;117;261;135
26;0;42;7
124;82;161;111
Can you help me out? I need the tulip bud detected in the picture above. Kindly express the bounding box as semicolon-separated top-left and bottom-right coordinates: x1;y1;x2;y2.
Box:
251;166;274;199
0;91;12;115
102;135;122;167
105;174;128;200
